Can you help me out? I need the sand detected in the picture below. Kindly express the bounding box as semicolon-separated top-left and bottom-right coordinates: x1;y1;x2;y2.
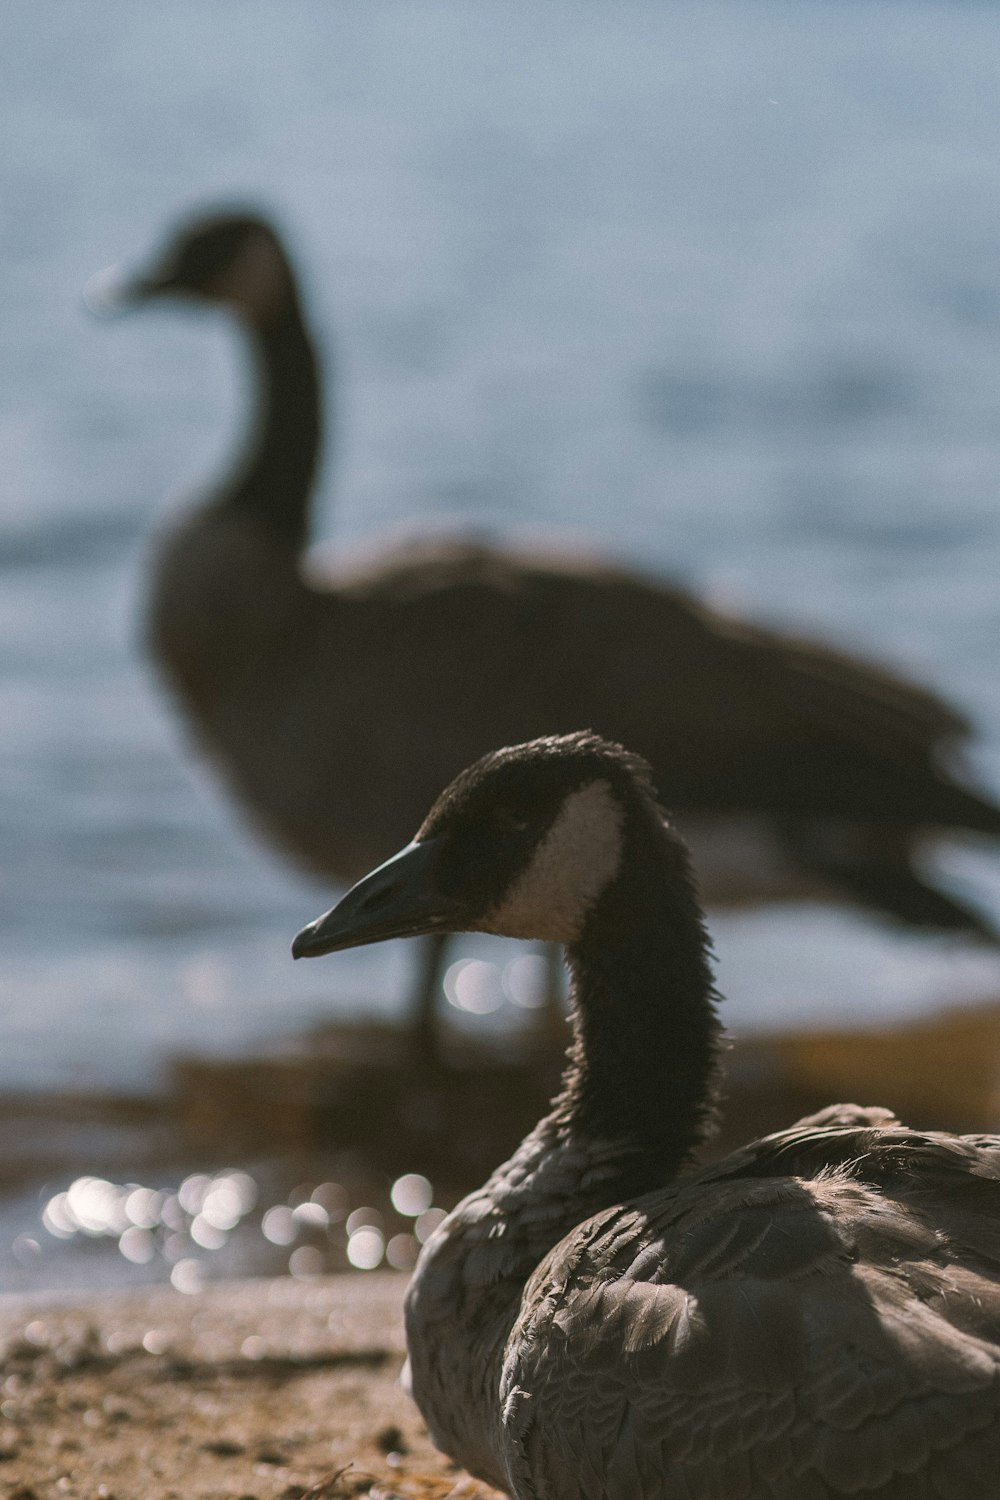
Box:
0;1271;500;1500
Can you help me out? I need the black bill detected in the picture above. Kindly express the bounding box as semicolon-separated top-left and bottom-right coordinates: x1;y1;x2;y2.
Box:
292;838;458;959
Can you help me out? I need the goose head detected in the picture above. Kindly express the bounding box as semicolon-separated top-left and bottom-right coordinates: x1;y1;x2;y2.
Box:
292;732;665;958
86;211;293;327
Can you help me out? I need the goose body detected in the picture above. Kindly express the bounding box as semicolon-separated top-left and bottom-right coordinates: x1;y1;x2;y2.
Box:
294;735;1000;1499
106;210;1000;1008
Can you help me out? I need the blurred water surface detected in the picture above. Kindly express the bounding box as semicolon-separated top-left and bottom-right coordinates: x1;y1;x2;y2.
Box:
4;0;1000;1092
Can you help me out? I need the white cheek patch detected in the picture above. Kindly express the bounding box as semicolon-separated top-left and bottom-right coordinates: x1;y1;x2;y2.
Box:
485;780;624;942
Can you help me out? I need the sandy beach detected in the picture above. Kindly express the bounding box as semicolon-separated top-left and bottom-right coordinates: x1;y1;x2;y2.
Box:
0;1271;500;1500
2;1016;999;1497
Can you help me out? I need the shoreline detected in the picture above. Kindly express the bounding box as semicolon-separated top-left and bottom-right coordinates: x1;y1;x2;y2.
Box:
0;1270;499;1499
5;1003;1000;1297
2;1002;1000;1492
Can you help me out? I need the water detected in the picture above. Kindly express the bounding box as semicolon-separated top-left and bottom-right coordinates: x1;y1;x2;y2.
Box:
5;0;1000;1095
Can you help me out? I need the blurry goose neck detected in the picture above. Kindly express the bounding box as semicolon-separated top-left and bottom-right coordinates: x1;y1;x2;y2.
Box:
224;295;322;549
558;824;721;1187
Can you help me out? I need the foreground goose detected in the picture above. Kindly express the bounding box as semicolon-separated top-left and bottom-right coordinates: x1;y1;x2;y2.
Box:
294;734;1000;1499
99;210;1000;1053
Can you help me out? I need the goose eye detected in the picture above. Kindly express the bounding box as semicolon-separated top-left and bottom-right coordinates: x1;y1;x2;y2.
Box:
493;807;529;835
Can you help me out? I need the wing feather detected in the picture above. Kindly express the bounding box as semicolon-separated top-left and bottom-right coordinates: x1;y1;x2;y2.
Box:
500;1121;1000;1498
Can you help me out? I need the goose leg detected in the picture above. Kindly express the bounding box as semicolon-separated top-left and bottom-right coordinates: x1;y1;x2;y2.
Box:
411;936;562;1064
411;931;449;1066
544;941;564;1012
530;941;567;1052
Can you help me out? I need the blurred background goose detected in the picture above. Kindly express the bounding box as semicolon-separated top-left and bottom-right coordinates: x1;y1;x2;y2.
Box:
98;208;1000;1058
294;733;1000;1499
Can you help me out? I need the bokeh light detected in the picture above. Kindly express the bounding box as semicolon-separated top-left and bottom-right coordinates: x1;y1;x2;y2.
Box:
346;1227;385;1271
390;1173;433;1217
444;959;505;1014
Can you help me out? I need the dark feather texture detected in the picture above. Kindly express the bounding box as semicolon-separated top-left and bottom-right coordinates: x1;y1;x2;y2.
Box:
503;1121;1000;1497
292;736;1000;1499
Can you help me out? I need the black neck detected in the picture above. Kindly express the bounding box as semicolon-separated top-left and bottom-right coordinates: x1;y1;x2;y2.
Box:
403;805;723;1487
218;292;322;550
554;813;722;1196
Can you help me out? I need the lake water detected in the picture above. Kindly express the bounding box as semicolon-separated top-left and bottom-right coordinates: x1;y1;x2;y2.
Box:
5;0;1000;1095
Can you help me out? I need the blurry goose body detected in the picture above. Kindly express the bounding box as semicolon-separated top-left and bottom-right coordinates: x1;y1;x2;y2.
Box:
129;212;1000;938
293;735;1000;1499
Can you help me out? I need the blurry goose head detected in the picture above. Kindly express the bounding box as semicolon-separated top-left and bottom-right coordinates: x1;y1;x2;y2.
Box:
292;732;666;958
86;211;294;327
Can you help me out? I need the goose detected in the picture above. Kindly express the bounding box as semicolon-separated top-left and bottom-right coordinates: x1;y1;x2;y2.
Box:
293;733;1000;1499
98;209;1000;1057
